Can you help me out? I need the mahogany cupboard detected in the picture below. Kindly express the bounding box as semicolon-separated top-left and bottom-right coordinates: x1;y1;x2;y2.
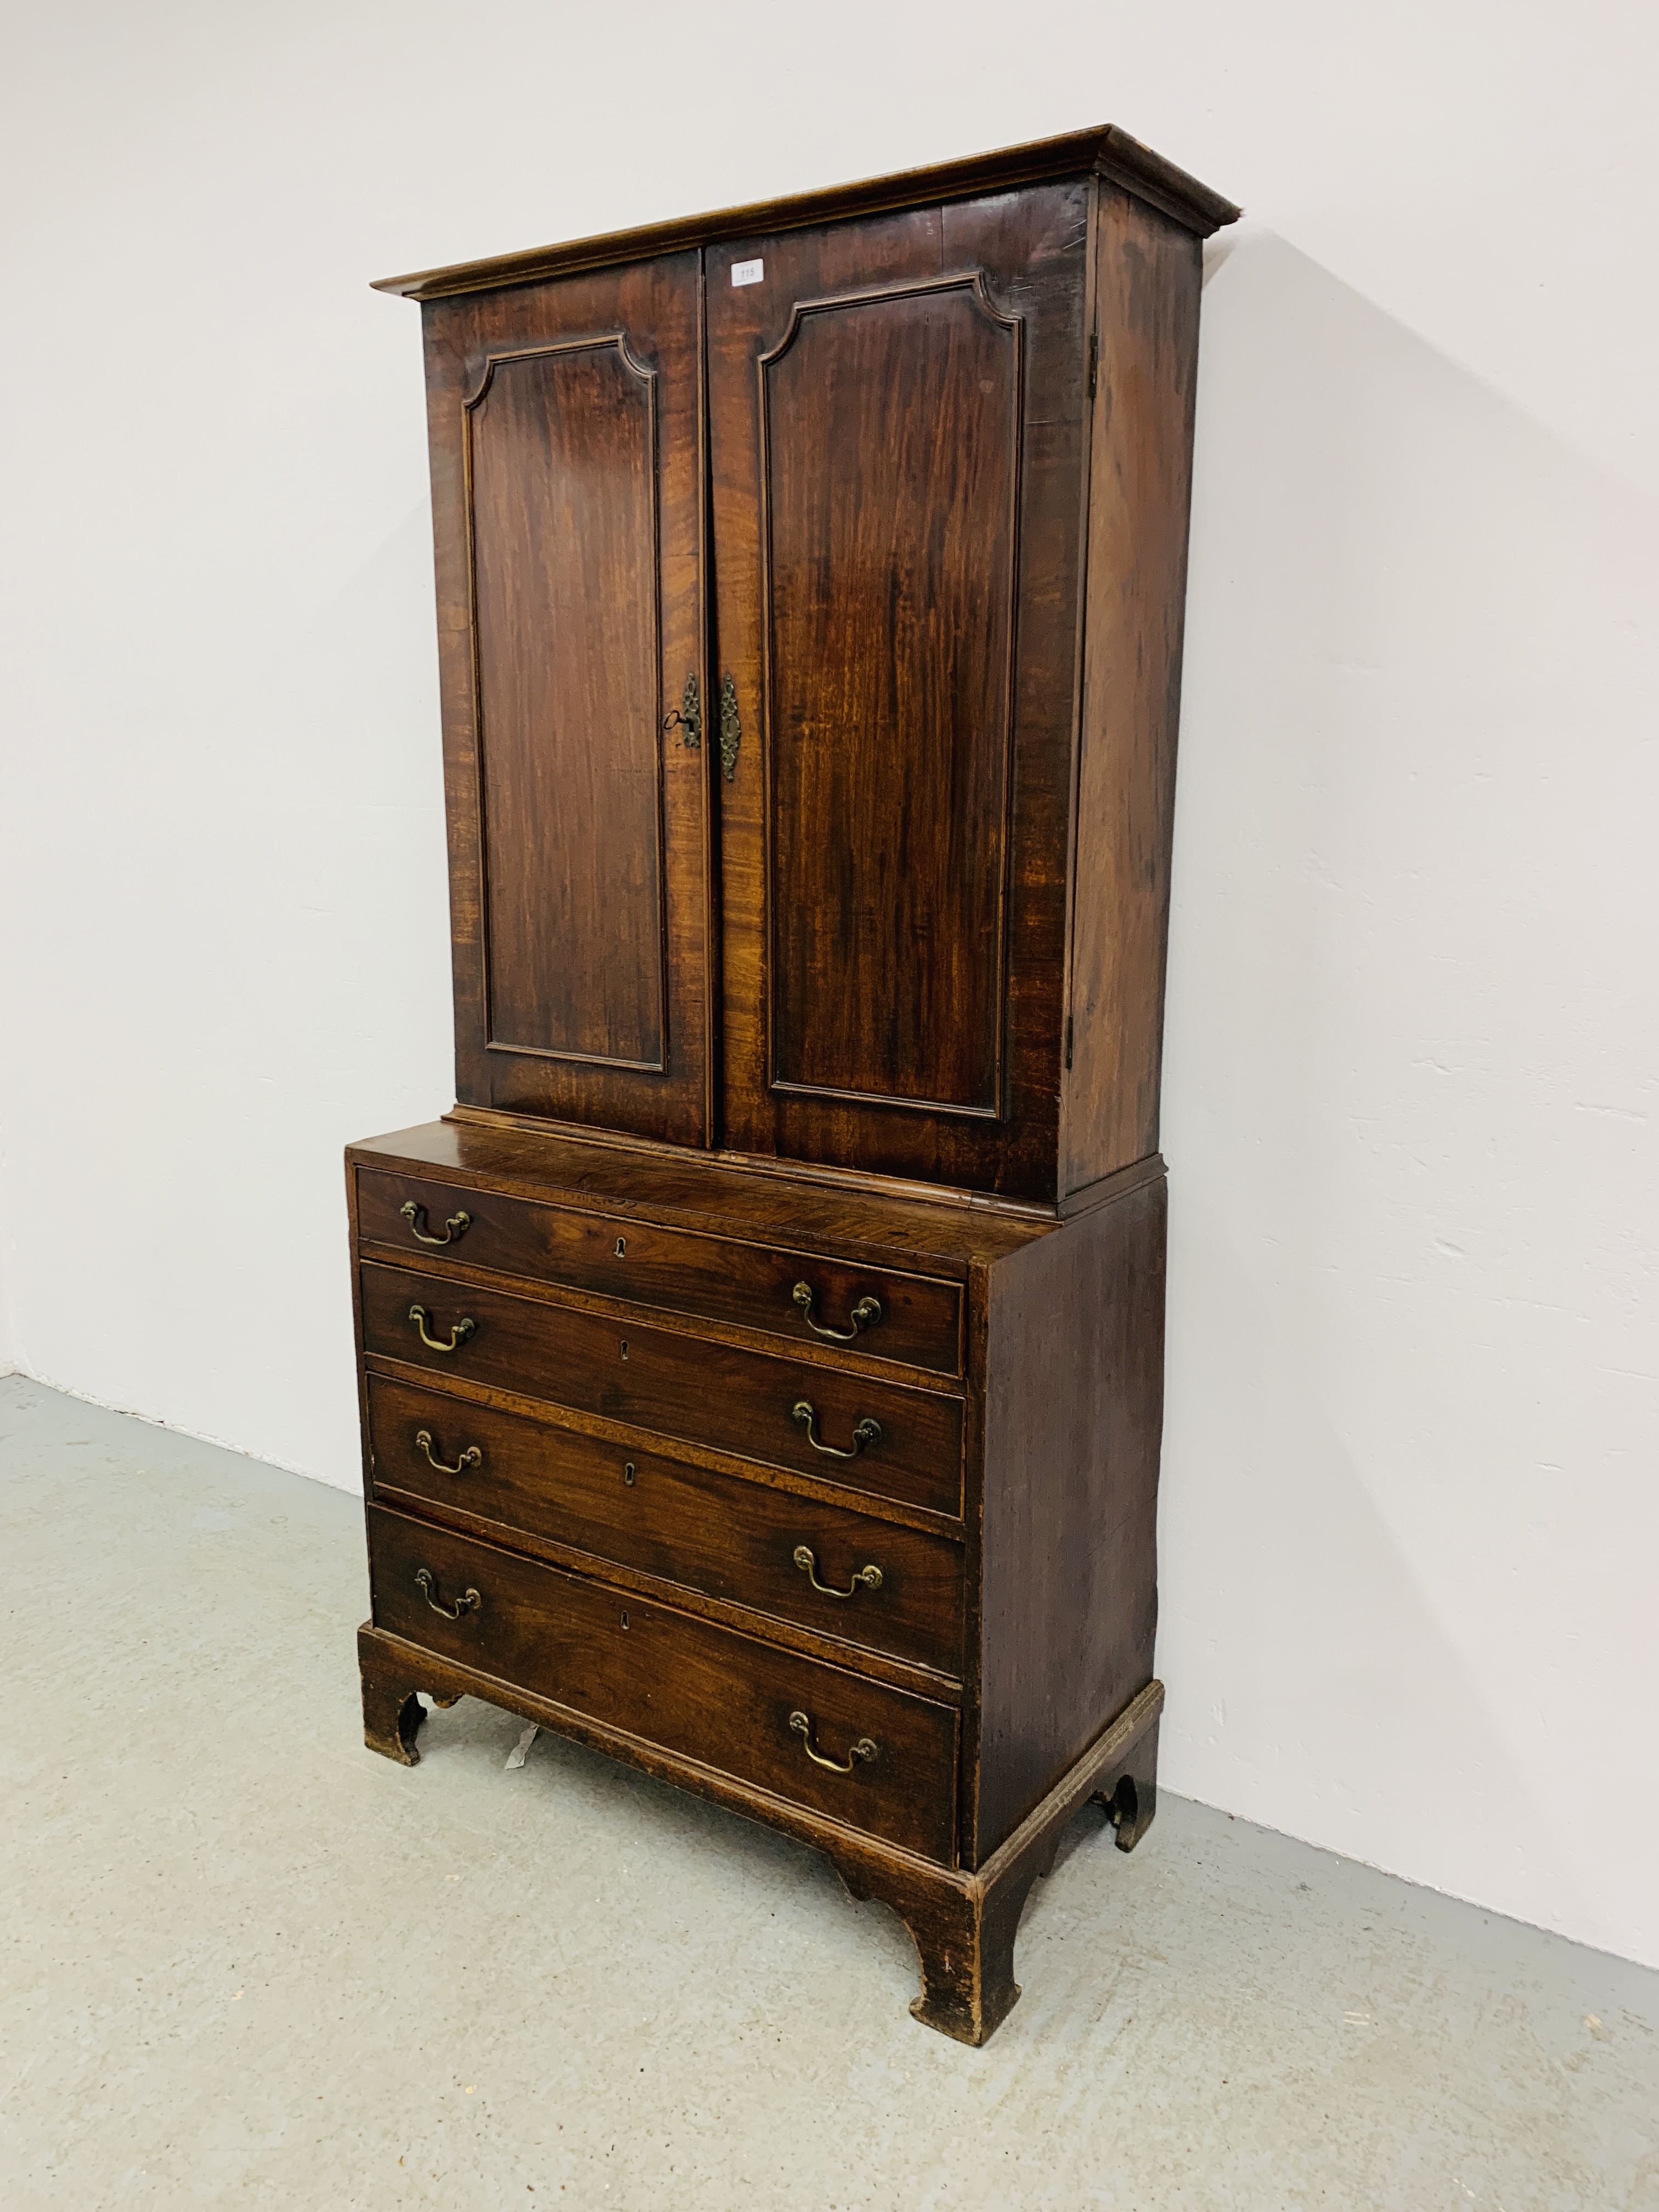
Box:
351;127;1238;2044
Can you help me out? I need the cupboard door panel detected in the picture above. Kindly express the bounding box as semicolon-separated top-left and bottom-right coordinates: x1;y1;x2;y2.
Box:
422;253;710;1140
471;338;665;1068
763;276;1020;1117
707;188;1090;1199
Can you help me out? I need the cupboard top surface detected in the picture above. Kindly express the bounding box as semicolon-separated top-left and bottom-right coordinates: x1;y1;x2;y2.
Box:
347;1119;1090;1274
371;126;1239;302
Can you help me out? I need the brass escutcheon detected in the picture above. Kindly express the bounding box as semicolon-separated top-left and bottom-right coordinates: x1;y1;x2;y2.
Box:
791;1401;882;1459
400;1199;470;1247
788;1710;878;1773
414;1567;480;1621
662;671;701;749
792;1281;882;1342
414;1428;482;1476
408;1305;477;1353
793;1544;883;1600
719;672;741;782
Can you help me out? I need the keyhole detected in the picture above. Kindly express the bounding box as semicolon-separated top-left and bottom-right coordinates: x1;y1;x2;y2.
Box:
623;1462;635;1486
620;1611;630;1630
620;1340;629;1361
614;1236;626;1257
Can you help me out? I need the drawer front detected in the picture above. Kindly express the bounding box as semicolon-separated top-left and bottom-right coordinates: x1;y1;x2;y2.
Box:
367;1376;964;1675
368;1505;957;1860
360;1261;963;1519
357;1167;961;1375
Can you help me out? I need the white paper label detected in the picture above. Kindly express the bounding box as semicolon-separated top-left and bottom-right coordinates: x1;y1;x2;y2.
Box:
731;258;764;287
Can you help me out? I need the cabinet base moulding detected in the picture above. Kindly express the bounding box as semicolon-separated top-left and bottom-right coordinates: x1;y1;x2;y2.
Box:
358;1622;1161;2047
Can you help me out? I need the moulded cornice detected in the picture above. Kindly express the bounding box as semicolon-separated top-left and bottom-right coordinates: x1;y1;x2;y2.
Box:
371;126;1240;303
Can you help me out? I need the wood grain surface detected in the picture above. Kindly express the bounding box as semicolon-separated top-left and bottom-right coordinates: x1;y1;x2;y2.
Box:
360;1260;965;1517
350;1119;1059;1271
357;130;1235;2038
761;272;1020;1117
1060;189;1204;1193
707;182;1091;1199
469;336;666;1067
366;1373;966;1675
422;252;712;1138
371;125;1238;299
368;1505;960;1858
356;1165;963;1375
974;1172;1167;1859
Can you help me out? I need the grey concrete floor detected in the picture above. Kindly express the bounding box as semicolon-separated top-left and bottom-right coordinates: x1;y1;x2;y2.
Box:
1;1375;1655;2211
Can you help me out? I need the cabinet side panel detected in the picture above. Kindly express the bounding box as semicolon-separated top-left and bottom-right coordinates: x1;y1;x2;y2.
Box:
1062;194;1201;1192
975;1176;1165;1861
422;298;488;1103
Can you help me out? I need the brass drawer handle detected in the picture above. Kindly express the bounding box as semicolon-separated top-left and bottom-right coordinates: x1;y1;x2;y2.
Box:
789;1710;879;1773
414;1427;482;1476
792;1400;882;1459
400;1199;470;1246
792;1282;882;1342
414;1567;481;1621
793;1544;882;1599
408;1304;477;1353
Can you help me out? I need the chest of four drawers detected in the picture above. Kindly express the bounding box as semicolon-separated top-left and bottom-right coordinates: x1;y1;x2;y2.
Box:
352;1161;970;1855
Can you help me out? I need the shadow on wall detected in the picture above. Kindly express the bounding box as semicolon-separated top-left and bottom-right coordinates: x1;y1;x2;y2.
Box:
1156;233;1659;1965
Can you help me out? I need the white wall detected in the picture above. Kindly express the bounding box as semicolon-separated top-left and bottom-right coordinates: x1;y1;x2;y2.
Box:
2;1;1654;1967
0;1210;14;1378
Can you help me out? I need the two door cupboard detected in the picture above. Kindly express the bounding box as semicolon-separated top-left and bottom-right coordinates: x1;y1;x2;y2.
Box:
351;125;1237;2042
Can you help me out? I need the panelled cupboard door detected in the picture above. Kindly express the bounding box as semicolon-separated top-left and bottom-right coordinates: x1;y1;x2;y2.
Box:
706;187;1091;1201
422;253;711;1142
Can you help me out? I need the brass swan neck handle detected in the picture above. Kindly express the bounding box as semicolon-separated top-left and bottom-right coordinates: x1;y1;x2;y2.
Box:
400;1199;470;1246
789;1711;879;1773
408;1305;477;1353
414;1568;481;1621
414;1428;482;1476
791;1401;882;1459
793;1544;883;1599
792;1282;883;1342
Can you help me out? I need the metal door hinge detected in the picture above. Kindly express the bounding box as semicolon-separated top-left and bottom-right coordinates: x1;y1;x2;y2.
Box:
1088;332;1098;400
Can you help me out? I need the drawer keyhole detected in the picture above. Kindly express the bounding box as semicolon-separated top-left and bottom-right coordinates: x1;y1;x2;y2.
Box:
620;1611;630;1630
623;1462;636;1486
614;1236;626;1257
620;1340;629;1360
